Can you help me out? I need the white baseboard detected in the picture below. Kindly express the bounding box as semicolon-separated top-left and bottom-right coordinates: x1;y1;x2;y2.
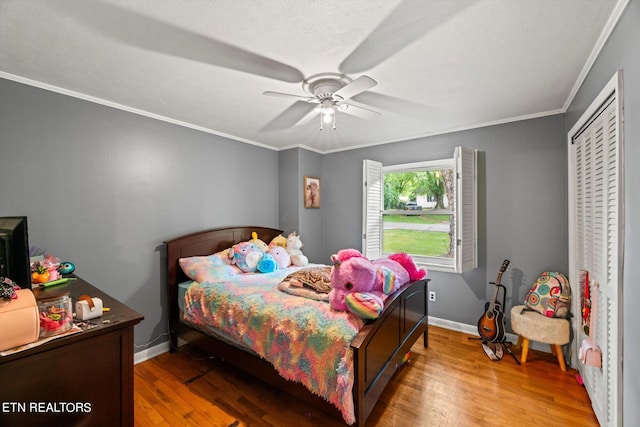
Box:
133;337;189;364
133;318;549;365
428;316;550;353
134;341;170;365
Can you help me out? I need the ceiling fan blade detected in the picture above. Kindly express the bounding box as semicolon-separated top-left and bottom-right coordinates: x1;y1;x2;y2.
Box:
339;102;381;120
55;1;304;83
263;91;317;103
340;0;476;74
333;75;377;101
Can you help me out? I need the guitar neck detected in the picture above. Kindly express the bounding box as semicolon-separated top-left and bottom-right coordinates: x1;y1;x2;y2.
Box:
487;268;506;312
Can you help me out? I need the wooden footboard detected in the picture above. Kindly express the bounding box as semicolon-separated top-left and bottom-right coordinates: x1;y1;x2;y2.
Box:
165;226;429;426
351;279;429;424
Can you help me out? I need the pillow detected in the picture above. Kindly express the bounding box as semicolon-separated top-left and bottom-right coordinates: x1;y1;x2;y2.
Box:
179;254;241;282
524;271;571;318
213;248;233;264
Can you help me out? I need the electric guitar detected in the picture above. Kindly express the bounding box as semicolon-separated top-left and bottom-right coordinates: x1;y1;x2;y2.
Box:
477;259;510;343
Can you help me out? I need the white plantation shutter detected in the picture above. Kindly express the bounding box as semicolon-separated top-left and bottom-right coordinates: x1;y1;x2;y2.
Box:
569;72;622;427
455;147;478;273
362;159;383;259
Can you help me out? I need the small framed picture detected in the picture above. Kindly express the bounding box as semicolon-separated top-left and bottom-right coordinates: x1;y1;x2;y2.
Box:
304;176;321;209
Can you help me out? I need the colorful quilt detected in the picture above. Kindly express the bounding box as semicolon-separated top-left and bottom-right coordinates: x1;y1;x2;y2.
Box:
182;266;364;424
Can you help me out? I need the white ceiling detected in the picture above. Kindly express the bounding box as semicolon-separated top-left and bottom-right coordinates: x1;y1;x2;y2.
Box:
0;0;625;153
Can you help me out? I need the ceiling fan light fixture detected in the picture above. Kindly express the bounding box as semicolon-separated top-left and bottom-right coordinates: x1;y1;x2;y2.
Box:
320;106;337;130
320;105;335;116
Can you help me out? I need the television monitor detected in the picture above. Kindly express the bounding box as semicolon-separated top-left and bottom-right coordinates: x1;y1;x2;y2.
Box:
0;216;31;289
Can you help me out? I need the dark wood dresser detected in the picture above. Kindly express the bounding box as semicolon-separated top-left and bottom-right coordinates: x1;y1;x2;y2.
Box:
0;277;143;426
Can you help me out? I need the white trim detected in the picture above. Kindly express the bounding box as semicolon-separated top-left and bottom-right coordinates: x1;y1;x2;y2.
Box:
320;109;564;154
567;72;621;138
134;341;170;365
427;316;550;354
562;0;630;112
0;72;278;152
0;72;562;156
383;158;455;172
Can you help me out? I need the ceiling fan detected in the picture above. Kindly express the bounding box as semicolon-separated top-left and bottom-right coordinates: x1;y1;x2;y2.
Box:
263;73;381;130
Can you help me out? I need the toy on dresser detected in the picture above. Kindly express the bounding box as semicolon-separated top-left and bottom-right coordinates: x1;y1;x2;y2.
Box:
31;255;62;285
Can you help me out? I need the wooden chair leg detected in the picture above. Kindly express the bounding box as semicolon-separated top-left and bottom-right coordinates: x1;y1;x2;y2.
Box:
521;338;530;363
553;344;566;371
516;336;523;348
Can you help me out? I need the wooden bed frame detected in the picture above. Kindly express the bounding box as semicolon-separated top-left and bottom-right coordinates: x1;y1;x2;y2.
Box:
165;226;429;426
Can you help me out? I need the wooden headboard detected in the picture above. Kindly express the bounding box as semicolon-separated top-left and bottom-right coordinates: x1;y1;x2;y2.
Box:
164;226;283;319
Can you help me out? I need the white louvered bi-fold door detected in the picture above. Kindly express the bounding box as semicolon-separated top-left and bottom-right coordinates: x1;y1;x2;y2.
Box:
569;73;623;427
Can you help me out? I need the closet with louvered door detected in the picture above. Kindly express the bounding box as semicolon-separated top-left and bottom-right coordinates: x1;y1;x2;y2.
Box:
568;71;623;427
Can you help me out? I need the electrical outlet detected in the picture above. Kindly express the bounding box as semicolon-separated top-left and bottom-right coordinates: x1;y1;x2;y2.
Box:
429;291;436;302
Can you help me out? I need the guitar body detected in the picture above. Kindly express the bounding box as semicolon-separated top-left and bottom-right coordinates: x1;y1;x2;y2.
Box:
477;260;510;343
478;301;505;343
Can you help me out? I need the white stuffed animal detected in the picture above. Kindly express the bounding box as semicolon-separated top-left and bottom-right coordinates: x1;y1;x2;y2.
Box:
286;232;309;266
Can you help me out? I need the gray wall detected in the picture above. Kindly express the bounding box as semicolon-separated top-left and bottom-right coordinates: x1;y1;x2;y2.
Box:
321;115;568;327
0;79;280;351
297;148;324;264
278;148;299;235
565;1;639;424
278;147;324;263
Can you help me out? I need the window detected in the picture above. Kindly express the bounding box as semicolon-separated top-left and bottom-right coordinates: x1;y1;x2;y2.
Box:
363;146;477;273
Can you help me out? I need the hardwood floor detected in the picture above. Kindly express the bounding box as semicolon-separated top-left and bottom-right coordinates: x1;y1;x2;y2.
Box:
134;326;598;426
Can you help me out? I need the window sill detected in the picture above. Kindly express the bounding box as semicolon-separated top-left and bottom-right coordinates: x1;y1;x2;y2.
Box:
416;262;457;274
383;253;458;274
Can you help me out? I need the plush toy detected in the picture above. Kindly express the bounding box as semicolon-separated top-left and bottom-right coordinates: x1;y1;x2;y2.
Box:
269;234;288;249
32;254;62;284
286;232;309;266
257;253;278;273
58;262;75;275
214;248;234;265
267;246;291;269
329;249;427;319
229;241;264;273
249;232;269;253
388;252;427;282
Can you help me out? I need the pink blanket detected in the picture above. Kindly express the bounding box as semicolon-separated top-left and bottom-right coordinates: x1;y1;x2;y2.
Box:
182;267;364;424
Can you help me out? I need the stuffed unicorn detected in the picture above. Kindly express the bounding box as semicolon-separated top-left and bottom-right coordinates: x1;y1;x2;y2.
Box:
329;249;427;319
286;232;309;266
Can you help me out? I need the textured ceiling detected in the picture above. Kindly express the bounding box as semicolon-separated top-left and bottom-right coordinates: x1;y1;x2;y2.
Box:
0;0;624;153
